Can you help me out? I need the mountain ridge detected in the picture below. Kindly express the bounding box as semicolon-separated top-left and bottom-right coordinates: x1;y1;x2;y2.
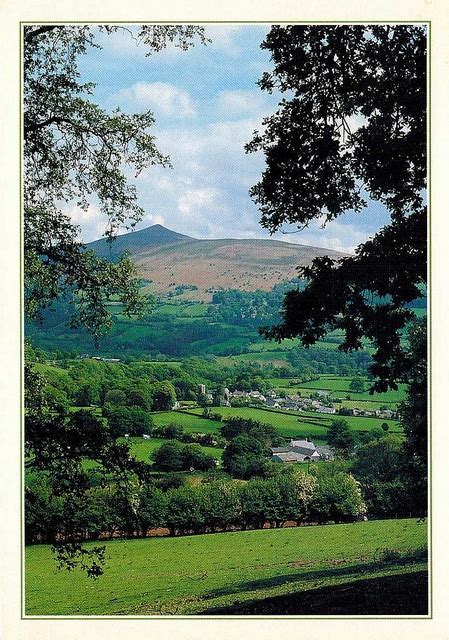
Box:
87;224;194;259
87;224;348;300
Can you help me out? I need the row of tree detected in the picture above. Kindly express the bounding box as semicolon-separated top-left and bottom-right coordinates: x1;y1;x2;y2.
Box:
25;469;366;544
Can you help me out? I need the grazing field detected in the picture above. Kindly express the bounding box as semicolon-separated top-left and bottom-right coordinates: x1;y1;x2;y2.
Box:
150;411;225;435
25;518;427;616
185;407;401;440
268;376;406;406
227;351;291;366
124;437;223;463
246;337;374;354
155;303;209;318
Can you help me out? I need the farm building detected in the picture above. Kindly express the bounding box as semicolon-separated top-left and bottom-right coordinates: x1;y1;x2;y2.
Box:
271;439;334;464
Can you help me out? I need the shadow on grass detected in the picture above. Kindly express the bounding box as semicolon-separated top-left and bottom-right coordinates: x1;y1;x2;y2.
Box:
199;557;421;601
196;570;428;616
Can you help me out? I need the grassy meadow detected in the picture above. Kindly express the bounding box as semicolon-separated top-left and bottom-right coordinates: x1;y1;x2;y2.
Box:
25;518;427;616
267;375;406;408
182;406;402;441
125;437;222;462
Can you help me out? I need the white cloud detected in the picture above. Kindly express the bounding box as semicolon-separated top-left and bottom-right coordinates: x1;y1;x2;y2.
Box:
177;188;222;218
205;25;245;56
67;204;108;243
129;115;272;240
114;82;196;117
138;213;166;228
216;90;267;116
273;218;369;254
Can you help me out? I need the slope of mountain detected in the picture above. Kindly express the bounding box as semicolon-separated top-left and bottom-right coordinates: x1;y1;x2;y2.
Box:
87;224;193;260
87;224;347;299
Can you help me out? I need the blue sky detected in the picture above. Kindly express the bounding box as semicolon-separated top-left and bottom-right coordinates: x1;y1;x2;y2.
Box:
74;24;391;253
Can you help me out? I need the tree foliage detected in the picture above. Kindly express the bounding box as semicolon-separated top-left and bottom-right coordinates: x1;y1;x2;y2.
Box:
222;434;271;479
246;25;426;392
23;25;207;575
103;405;154;438
352;435;402;481
149;381;177;411
151;441;215;472
309;473;366;523
399;318;427;513
24;355;152;574
24;25;207;341
326;418;357;458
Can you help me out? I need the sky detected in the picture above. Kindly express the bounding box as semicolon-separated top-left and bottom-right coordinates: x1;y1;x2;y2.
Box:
74;24;391;254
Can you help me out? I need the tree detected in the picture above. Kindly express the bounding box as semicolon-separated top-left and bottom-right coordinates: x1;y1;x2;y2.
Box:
349;376;365;393
220;417;282;447
151;441;215;472
24;25;208;340
181;444;216;471
222;434;271;479
74;383;99;407
239;478;280;529
24;25;207;575
149;381;177;411
103;405;154;438
199;481;241;532
327;418;357;458
125;389;151;411
352;435;402;482
151;441;184;472
399;318;427;515
166;486;206;535
138;486;168;534
309;473;366;523
103;389;127;407
246;25;426;393
155;422;184;440
360;479;413;519
25;364;151;575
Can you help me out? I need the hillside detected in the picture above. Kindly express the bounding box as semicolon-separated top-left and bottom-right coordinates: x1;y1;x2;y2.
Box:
87;224;193;260
26;519;427;615
87;224;347;299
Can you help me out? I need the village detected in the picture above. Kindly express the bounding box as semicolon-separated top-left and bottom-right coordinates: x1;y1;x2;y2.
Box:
200;386;397;420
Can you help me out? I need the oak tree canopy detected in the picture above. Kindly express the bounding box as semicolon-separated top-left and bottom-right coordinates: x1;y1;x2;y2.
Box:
24;25;208;340
246;25;427;393
24;24;207;575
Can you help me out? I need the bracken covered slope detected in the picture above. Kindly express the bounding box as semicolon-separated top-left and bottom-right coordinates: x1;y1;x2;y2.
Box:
88;224;348;299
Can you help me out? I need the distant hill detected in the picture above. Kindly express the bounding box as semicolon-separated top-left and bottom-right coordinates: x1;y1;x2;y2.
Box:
87;224;193;260
87;224;348;299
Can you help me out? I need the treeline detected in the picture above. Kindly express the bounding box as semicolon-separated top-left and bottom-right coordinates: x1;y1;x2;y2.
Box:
29;345;372;420
27;345;275;412
25;469;366;543
210;280;306;328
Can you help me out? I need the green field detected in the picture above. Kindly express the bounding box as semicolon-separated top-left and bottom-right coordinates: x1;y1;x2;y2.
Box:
268;376;406;406
151;411;224;435
125;437;223;462
246;336;373;353
225;351;291;365
25;518;427;616
185;407;401;441
155;303;209;318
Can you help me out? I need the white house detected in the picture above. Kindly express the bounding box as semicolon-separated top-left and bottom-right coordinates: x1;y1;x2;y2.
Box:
271;439;334;464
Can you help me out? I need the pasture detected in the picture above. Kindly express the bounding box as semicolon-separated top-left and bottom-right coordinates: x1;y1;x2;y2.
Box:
25;518;427;616
268;375;406;407
124;437;223;463
151;411;223;435
185;407;402;441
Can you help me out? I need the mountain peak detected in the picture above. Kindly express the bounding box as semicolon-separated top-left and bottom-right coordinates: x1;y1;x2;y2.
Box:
87;223;194;258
